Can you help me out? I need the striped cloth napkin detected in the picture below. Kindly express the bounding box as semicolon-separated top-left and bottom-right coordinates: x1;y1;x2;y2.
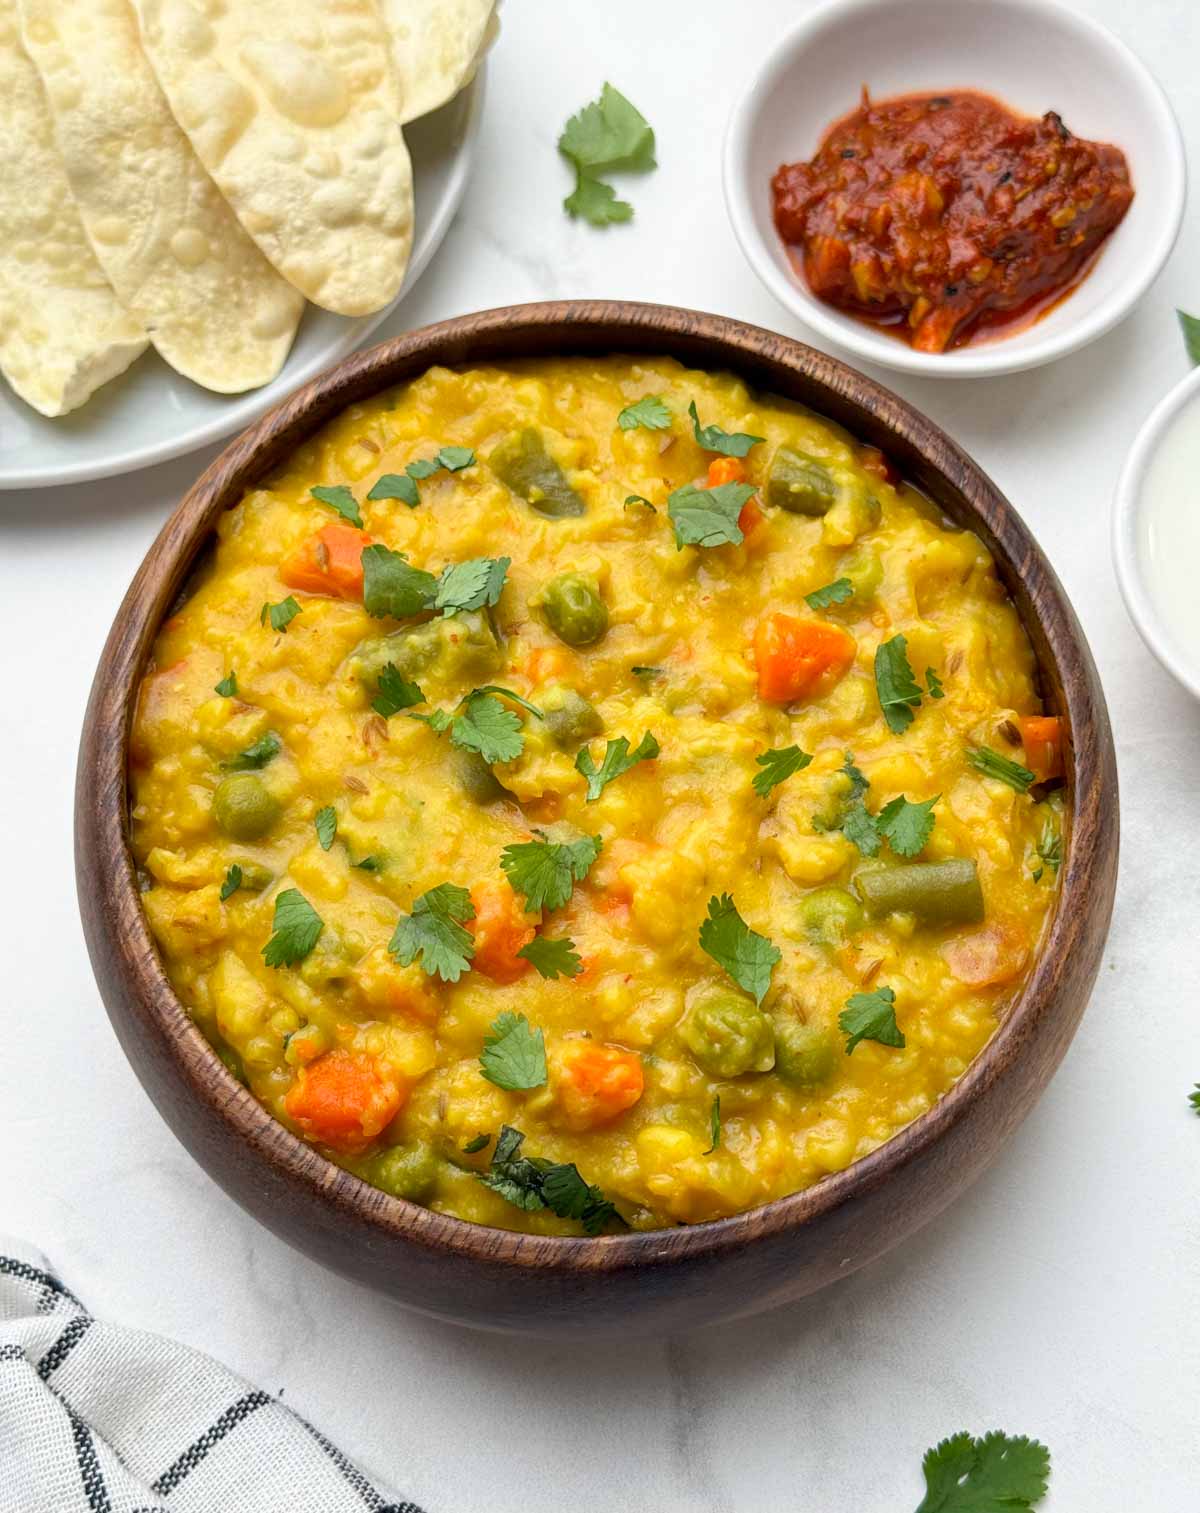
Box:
0;1237;422;1513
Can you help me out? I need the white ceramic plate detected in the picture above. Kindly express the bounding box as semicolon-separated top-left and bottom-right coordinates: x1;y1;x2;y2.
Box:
0;71;485;490
723;0;1185;378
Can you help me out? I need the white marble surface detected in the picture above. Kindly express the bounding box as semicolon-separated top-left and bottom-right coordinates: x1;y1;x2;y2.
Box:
2;2;1199;1507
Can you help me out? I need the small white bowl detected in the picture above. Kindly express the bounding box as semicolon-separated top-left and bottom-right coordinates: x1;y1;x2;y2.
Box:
1113;366;1200;702
723;0;1185;378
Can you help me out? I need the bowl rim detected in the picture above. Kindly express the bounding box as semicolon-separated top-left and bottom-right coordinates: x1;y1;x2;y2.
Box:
77;298;1115;1275
1112;363;1200;703
721;0;1187;379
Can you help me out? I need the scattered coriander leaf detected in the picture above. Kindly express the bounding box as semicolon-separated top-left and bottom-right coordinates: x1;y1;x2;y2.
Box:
1178;309;1200;367
667;480;755;549
841;752;871;802
438;446;476;471
518;935;584;980
352;854;382;872
223;731;281;771
618;394;671;431
564;173;633;225
559;83;655;227
471;685;544;718
361;544;438;619
261;596;301;634
687;400;764;458
805;577;854;611
463;1133;491;1154
411;707;454;734
219;864;243;901
624;493;656;513
969;746;1035;793
262;888;324;968
388;882;475;982
451;692;524;765
915;1430;1051;1513
926;667;945;700
479;1011;548;1091
875;794;939;858
575;730;660;800
372;664;425;718
310;484;362;529
1190;1085;1200;1115
366;472;420;507
539;1161;621;1234
500;834;602;912
434;555;509;616
752;744;813;798
698;893;780;1006
405;458;441;480
704;1094;721;1154
842;800;882;857
214;671;238;698
875;633;923;734
477;1124;620;1233
631;665;663;678
314;806;337;851
840;986;904;1054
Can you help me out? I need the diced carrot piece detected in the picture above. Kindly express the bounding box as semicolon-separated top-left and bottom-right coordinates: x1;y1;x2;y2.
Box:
1019;715;1063;784
942;922;1030;988
468;878;537;984
753;612;856;702
738;495;765;536
280;522;373;601
284;1051;405;1153
553;1040;644;1131
706;456;746;487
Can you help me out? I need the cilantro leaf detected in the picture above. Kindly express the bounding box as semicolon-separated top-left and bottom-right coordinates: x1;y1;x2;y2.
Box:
518;935;583;980
1190;1085;1200;1115
477;1124;620;1233
667;480;755;549
969;746;1035;793
366;472;419;507
539;1161;619;1234
687;400;764;458
451;692;524;765
842;800;882;856
926;666;945;699
437;446;475;472
463;1133;491;1154
564;174;633;225
214;671;238;698
219;864;242;901
405;458;441;480
624;493;656;513
875;633;923;733
500;834;602;912
752;744;813;798
1178;309;1200;367
352;854;382;872
361;544;438;619
388;883;475;982
618;395;671;431
370;449;477;507
314;806;337;851
434;555;509;616
262;888;324;968
704;1094;720;1155
915;1429;1051;1512
559;83;656;175
631;665;663;679
261;596;300;634
875;794;939;858
372;664;424;718
840;986;905;1053
223;731;281;771
479;1011;548;1091
805;577;854;611
698;893;780;1005
575;731;659;800
310;484;362;529
841;752;870;802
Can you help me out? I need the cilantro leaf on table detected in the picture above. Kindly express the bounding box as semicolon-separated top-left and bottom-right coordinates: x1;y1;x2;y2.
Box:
223;731;281;771
704;1094;721;1154
805;577;854;611
372;665;424;719
219;865;242;902
451;692;524;765
1178;309;1200;367
500;834;602;912
314;806;337;851
875;794;939;858
1190;1085;1200;1115
262;888;324;968
310;484;362;529
558;83;655;227
575;731;659;800
518;935;583;980
388;882;475;982
698;894;780;1006
915;1429;1050;1512
839;986;904;1054
875;633;923;733
564;175;633;225
618;395;671;431
752;744;813;798
361;544;438;619
479;1011;547;1091
366;472;419;507
477;1126;620;1234
214;671;238;698
261;597;300;634
968;746;1035;793
687;400;764;458
926;666;945;699
434;555;509;616
667;480;755;549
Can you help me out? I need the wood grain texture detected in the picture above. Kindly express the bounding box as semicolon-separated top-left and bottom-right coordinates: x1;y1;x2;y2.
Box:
74;301;1119;1337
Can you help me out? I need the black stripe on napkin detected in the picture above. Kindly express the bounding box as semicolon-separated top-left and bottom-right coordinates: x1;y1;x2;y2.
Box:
299;1414;425;1513
0;1343;26;1362
150;1390;272;1495
0;1254;86;1313
39;1313;94;1379
69;1409;112;1513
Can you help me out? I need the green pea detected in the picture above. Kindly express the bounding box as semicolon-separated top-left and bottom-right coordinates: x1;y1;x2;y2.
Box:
488;428;585;518
798;886;864;946
542;686;603;748
767;446;837;515
211;774;281;840
370;1141;440;1202
540;573;608;647
773;1019;838;1089
680;988;775;1078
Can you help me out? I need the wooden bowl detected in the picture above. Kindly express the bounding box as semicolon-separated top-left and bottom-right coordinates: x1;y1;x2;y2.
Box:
75;301;1118;1337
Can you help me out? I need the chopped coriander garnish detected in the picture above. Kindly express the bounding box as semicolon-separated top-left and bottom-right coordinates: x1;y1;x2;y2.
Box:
477;1125;620;1234
687;400;764;458
839;986;904;1054
434;555;509;616
699;894;780;1006
223;731;281;771
704;1094;721;1154
372;665;424;719
214;671;238;698
805;577;854;611
575;730;659;800
518;935;583;980
752;744;813;798
1032;823;1062;882
262;888;324;968
1178;309;1200;367
361;544;437;619
367;448;476;507
261;596;301;634
310;484;362;529
558;83;655;227
915;1430;1050;1512
500;834;602;912
437;446;475;472
388;882;475;982
1190;1085;1200;1115
618;395;671;431
624;493;656;513
463;1134;491;1154
667;480;755;549
314;806;337;851
840;752;870;802
874;793;939;858
352;854;382;872
452;692;524;764
926;666;945;699
631;665;663;678
479;1011;547;1091
219;864;243;901
874;633;923;734
366;472;419;507
842;800;882;856
969;745;1035;793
